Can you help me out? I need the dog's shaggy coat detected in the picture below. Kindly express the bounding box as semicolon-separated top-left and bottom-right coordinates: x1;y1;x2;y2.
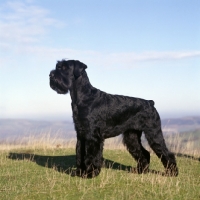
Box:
49;60;178;178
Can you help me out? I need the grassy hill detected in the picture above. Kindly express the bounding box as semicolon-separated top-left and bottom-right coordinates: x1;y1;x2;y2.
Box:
0;136;199;200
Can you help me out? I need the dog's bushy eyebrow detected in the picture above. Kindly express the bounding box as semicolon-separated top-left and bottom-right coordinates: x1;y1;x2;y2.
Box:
56;61;63;67
56;59;69;66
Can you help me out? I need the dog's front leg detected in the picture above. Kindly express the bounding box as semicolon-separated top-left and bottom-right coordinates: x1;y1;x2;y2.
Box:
84;136;104;178
72;137;86;177
73;134;104;178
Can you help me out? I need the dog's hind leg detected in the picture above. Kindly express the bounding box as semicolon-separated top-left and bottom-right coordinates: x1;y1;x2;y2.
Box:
144;127;178;176
142;107;178;176
143;111;178;176
123;130;150;174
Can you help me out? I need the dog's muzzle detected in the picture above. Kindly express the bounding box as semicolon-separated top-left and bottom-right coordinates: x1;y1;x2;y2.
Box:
49;71;68;94
49;71;55;80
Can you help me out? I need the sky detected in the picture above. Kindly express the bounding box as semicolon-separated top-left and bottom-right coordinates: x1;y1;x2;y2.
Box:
0;0;200;121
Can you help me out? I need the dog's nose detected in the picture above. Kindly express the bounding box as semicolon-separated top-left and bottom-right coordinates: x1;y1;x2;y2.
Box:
49;72;55;78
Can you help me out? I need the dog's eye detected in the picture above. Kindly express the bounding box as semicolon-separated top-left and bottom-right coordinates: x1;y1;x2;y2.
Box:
57;66;66;70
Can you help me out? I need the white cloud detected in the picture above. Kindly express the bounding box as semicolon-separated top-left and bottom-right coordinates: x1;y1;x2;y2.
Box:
20;46;200;68
113;50;199;62
0;1;64;46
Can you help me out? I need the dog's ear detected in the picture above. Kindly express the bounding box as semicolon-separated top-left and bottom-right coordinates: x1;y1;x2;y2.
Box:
73;60;87;79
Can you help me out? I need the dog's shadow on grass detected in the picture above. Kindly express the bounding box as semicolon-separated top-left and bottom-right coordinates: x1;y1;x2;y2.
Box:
7;152;182;176
7;152;200;178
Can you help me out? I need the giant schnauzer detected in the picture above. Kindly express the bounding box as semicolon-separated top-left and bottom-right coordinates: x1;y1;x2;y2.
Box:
49;60;178;178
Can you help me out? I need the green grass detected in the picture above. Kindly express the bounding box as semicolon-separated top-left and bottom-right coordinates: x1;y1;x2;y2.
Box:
0;144;199;200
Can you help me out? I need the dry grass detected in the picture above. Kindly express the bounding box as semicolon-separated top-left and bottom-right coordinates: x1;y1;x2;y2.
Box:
1;131;199;154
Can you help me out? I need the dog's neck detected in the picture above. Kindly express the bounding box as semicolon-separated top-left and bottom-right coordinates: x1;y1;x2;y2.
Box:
69;72;93;105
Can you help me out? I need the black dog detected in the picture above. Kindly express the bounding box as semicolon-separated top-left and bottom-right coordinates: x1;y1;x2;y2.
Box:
49;60;178;178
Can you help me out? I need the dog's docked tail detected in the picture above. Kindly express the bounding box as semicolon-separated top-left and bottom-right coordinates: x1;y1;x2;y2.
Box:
148;100;155;106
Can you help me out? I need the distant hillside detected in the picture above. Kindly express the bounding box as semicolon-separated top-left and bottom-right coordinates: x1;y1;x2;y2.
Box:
0;116;200;142
162;116;200;133
177;129;200;150
0;119;75;142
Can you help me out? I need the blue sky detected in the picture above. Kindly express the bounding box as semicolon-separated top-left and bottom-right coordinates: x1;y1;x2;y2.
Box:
0;0;200;120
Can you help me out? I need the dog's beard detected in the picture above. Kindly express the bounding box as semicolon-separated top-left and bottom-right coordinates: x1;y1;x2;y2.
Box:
50;78;69;94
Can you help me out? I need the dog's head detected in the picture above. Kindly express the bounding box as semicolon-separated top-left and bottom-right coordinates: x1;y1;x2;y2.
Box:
49;60;87;94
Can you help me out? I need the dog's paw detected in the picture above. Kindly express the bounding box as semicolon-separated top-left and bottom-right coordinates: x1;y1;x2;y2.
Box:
165;164;178;177
137;162;149;174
